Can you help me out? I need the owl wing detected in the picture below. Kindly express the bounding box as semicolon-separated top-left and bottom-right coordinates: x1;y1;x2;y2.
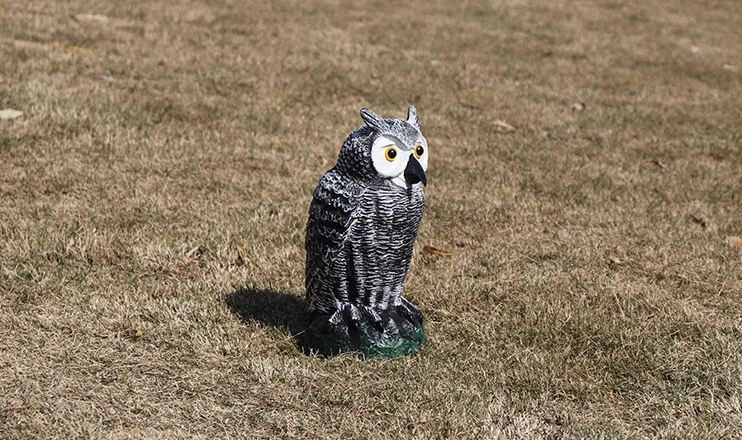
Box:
305;169;366;314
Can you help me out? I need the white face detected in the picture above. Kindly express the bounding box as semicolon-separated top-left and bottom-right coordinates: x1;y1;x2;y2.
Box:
370;135;429;188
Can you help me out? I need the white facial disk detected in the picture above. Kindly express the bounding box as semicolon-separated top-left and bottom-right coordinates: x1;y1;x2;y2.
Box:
370;135;429;188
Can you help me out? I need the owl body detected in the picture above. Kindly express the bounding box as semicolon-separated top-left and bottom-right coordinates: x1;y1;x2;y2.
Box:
304;107;428;358
306;167;424;315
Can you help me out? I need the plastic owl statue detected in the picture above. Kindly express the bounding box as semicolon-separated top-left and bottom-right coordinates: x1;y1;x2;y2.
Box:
303;106;428;358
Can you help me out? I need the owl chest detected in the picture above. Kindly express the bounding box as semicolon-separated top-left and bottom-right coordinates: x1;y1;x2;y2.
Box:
351;185;423;250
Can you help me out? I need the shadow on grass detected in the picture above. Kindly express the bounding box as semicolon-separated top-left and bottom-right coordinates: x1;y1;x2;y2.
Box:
224;287;306;338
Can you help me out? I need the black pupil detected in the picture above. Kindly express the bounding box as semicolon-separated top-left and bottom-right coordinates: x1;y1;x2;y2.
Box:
388;149;396;159
416;146;424;156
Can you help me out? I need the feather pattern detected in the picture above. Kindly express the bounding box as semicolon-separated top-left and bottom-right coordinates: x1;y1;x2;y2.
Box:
305;107;427;322
305;174;424;316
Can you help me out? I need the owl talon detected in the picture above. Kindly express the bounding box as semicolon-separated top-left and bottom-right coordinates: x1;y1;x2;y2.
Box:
396;297;424;326
361;306;385;332
303;302;426;358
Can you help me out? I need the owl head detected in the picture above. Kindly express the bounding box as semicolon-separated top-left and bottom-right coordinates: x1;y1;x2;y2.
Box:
337;106;428;188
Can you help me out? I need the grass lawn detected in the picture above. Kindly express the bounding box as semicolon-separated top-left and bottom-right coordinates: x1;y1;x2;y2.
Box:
2;0;741;438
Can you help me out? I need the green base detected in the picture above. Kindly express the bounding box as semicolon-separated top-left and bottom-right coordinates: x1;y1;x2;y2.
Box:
303;305;427;359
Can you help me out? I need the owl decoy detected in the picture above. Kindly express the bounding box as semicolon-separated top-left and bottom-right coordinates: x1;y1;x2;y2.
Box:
303;106;428;358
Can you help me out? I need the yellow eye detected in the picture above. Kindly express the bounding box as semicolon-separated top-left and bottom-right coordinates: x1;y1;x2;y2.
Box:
385;146;398;161
414;144;425;159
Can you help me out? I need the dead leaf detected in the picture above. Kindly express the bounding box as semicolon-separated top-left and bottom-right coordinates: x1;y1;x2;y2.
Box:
185;246;205;261
711;151;725;161
492;119;515;132
124;327;144;340
72;13;108;23
608;256;622;265
423;245;455;256
642;159;667;170
689;215;707;229
0;109;22;120
571;102;586;112
54;41;90;53
234;243;246;266
726;236;742;248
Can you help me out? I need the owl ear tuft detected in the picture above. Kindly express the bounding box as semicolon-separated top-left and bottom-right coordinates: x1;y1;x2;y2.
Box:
406;105;419;128
360;108;386;130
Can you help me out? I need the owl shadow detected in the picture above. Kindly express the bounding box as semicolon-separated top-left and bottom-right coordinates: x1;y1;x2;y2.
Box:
224;287;306;340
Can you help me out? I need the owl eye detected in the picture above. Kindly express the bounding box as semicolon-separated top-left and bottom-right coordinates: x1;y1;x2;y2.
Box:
414;144;425;159
385;146;398;161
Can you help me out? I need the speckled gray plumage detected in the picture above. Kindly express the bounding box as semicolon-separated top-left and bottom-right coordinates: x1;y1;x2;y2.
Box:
305;107;426;335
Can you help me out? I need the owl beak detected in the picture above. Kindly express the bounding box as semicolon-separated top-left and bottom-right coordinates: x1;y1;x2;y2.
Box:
404;154;427;186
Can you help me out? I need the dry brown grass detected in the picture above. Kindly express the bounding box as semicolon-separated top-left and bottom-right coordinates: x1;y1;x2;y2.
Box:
2;0;741;438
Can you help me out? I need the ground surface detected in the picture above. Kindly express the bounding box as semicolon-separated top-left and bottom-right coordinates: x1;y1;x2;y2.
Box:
1;0;741;438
